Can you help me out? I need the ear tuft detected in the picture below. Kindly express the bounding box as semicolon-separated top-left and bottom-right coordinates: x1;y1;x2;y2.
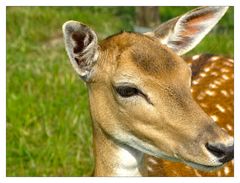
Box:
63;21;99;81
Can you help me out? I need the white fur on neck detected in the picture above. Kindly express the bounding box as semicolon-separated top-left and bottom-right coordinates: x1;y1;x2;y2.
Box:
114;143;144;176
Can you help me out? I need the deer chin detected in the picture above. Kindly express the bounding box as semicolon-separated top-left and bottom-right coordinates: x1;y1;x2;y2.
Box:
183;160;223;172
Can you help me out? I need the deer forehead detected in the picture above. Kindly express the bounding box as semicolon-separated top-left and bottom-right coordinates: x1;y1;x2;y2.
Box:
98;32;190;81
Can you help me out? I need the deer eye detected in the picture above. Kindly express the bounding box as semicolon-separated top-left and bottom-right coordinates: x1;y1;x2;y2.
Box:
115;86;139;97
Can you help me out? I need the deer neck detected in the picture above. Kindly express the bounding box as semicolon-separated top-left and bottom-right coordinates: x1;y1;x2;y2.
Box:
92;122;147;176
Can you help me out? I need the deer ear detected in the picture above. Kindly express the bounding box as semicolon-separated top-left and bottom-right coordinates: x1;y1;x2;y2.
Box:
63;21;99;81
145;6;229;55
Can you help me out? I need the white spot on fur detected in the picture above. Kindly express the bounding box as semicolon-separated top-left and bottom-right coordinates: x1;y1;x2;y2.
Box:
227;58;234;63
148;157;158;165
223;61;232;67
206;90;216;96
226;124;232;131
192;79;199;85
222;74;229;80
197;91;206;100
214;80;221;85
216;104;225;112
224;166;230;175
220;90;229;97
204;67;210;72
200;103;207;108
192;55;200;60
147;166;153;172
209;83;217;89
200;72;207;77
209;56;220;61
210;115;218;122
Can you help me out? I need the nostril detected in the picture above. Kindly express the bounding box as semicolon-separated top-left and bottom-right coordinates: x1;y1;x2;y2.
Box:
205;143;226;158
205;143;234;163
219;145;234;163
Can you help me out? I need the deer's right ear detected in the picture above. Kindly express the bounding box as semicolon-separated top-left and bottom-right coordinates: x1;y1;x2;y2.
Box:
63;21;99;81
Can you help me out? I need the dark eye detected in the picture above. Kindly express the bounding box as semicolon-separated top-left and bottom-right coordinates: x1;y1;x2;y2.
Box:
115;86;139;97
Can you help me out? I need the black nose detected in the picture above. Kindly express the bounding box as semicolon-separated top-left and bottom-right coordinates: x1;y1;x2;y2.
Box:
206;143;234;163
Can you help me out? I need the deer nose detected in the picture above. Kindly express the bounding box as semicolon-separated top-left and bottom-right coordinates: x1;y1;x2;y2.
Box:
205;143;234;164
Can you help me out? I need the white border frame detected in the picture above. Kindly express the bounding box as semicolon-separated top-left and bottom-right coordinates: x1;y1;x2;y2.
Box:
1;1;239;183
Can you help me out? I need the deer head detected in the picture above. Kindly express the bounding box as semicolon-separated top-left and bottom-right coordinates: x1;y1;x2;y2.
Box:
63;6;233;174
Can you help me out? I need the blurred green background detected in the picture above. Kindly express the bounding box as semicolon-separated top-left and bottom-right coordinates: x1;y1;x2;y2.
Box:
6;7;234;176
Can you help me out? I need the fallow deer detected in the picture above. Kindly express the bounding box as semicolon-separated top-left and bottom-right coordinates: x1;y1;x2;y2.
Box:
62;6;234;176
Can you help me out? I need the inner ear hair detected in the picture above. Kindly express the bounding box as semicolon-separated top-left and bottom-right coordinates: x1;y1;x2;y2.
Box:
63;21;99;81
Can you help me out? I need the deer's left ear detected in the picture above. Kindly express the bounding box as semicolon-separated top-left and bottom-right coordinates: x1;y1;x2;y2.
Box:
63;21;99;81
145;6;229;55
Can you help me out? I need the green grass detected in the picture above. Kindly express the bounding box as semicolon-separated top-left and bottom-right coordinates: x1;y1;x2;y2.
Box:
6;6;233;176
